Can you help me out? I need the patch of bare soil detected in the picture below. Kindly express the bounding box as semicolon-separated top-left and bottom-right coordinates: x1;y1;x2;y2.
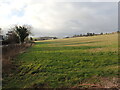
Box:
72;77;119;89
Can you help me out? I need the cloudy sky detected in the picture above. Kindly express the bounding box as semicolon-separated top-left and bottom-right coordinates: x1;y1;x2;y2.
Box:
0;0;118;38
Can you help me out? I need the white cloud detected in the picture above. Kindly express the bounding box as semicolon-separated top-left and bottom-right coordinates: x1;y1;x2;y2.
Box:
0;0;118;37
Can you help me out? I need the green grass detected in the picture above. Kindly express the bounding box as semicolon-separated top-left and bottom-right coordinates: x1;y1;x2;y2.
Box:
3;33;118;88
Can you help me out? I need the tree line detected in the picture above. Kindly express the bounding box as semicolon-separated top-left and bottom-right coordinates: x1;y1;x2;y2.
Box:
1;25;33;45
72;32;103;37
65;32;118;38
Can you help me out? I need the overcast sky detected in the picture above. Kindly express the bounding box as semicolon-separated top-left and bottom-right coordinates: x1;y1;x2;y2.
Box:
0;0;118;38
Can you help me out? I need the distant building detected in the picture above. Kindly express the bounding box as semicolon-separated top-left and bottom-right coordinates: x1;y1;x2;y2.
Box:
0;35;2;41
0;35;4;45
0;35;4;41
38;37;57;40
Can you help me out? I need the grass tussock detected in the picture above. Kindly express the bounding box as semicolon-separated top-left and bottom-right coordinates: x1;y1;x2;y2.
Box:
2;43;33;74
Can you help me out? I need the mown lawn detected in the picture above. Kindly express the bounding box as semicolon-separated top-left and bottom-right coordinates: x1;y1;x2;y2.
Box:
3;33;118;88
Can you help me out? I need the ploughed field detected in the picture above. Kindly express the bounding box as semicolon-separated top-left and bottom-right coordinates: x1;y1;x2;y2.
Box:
3;33;118;88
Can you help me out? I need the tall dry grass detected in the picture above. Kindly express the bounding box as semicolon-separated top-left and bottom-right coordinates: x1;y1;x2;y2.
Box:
2;43;33;74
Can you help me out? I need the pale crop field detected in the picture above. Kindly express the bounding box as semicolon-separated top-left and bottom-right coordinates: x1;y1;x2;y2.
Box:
3;33;118;88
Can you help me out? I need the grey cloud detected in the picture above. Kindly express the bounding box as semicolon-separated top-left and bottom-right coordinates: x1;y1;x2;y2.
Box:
0;1;118;38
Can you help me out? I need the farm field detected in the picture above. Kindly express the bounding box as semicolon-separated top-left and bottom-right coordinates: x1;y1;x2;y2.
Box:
3;33;118;88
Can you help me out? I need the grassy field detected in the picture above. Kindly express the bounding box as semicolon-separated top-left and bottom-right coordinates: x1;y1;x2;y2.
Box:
3;33;118;88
